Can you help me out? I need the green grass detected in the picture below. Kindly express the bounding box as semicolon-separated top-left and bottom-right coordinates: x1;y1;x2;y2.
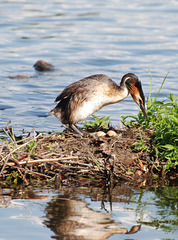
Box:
122;73;178;173
84;114;110;130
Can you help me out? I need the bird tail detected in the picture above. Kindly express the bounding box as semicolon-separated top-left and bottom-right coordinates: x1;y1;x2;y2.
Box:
49;108;55;116
49;108;61;120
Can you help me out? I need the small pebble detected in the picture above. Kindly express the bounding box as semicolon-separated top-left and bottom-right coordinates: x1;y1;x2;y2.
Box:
106;130;117;137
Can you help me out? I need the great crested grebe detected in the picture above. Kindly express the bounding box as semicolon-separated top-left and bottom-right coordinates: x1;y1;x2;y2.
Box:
49;73;148;135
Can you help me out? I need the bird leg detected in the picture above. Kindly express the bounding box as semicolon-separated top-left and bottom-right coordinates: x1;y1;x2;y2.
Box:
69;124;83;136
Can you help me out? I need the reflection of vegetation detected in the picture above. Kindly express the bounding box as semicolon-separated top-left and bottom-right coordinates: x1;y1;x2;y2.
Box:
135;187;178;234
153;187;178;232
122;73;178;172
140;219;177;232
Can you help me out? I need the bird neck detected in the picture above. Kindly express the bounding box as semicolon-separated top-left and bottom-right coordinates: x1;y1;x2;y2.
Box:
114;84;129;102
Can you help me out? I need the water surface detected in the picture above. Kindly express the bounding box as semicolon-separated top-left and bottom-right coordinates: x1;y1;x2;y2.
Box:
0;0;178;134
0;184;177;240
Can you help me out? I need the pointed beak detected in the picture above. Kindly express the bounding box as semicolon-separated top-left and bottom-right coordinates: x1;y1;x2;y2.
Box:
140;101;149;120
126;78;149;121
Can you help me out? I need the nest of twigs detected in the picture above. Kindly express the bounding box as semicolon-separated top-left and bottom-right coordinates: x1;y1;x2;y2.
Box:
0;125;153;187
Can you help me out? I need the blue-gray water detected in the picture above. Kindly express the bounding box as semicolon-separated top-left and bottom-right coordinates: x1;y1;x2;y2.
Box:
0;185;177;240
0;0;178;134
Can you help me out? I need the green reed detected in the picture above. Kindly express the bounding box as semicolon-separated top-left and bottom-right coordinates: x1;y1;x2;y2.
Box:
84;114;110;129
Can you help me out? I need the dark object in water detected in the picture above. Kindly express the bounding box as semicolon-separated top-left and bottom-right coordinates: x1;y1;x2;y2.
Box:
8;75;31;79
33;60;54;72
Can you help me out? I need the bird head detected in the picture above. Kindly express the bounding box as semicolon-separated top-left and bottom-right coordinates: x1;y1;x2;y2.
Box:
121;73;149;120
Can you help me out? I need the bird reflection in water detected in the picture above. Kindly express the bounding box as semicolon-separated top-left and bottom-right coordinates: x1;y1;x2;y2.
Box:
44;185;141;240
